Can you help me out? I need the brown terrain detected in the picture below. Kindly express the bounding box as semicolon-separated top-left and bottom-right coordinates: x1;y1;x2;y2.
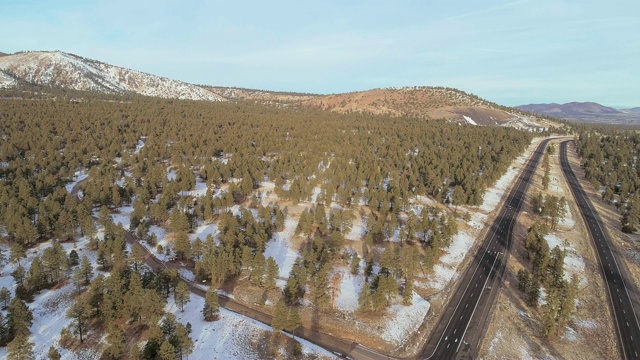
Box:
301;87;520;125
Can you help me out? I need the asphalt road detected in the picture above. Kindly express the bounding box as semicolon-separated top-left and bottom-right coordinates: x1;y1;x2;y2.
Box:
559;141;640;359
420;138;552;359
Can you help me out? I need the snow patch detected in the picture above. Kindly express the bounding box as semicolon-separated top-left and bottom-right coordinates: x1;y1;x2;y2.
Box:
463;115;478;126
429;232;475;290
381;292;430;345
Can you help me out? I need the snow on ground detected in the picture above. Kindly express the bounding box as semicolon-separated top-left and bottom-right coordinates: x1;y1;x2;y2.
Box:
429;232;475;290
563;326;578;342
134;138;145;154
64;170;88;193
469;212;488;230
335;267;365;312
179;268;196;282
344;216;366;241
111;205;133;230
190;222;219;243
480;165;519;213
264;217;300;280
381;292;430;345
463;115;478;126
558;205;576;228
165;295;336;360
0;236;104;360
140;225;170;261
180;178;209;197
544;233;586;283
480;139;539;213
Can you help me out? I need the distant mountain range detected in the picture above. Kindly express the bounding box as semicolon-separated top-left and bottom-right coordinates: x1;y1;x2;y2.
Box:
517;102;640;124
0;50;555;129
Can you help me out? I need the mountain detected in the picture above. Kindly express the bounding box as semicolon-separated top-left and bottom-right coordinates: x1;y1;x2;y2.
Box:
0;50;557;129
0;52;8;57
517;102;640;124
518;102;620;116
0;51;225;101
204;86;320;104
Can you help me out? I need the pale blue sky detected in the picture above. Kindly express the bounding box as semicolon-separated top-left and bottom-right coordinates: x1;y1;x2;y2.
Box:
1;0;638;107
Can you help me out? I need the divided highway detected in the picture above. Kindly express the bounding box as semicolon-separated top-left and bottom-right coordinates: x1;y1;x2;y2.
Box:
421;139;552;359
560;141;640;359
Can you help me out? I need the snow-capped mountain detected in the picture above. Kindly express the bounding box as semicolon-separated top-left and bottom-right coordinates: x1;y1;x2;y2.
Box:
0;51;225;101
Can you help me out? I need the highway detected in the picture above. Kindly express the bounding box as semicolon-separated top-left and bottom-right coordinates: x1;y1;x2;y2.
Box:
421;138;551;359
559;141;640;359
70;139;554;360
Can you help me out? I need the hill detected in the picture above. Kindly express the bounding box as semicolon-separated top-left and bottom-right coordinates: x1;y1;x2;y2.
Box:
0;50;558;129
204;86;320;104
301;86;525;125
0;51;225;101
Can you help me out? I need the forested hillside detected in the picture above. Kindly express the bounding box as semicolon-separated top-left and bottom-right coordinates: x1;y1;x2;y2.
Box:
575;128;640;233
0;89;534;357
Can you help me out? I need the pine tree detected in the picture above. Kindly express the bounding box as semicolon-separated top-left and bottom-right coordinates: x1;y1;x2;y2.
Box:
158;340;176;360
130;244;146;272
330;272;342;309
174;282;191;312
104;323;126;359
174;231;192;260
173;323;194;359
7;335;35;360
358;280;372;311
402;278;414;306
79;255;94;285
264;257;279;289
68;249;80;266
48;346;61;360
350;253;360;275
203;287;220;321
66;296;92;342
0;287;11;309
7;297;33;339
272;300;288;333
285;306;302;337
310;264;331;311
9;244;26;266
250;252;265;286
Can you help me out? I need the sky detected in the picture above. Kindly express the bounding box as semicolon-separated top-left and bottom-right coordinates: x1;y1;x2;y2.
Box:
1;0;639;107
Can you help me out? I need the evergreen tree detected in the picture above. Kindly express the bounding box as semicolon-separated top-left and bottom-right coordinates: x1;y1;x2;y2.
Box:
7;297;33;339
203;287;220;321
174;231;192;260
68;249;80;267
264;257;279;289
358;280;372;311
48;346;61;360
0;287;11;309
402;279;414;306
79;255;94;285
350;253;360;275
7;335;35;360
158;340;176;360
272;300;288;333
66;296;92;342
174;282;191;312
104;323;126;359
